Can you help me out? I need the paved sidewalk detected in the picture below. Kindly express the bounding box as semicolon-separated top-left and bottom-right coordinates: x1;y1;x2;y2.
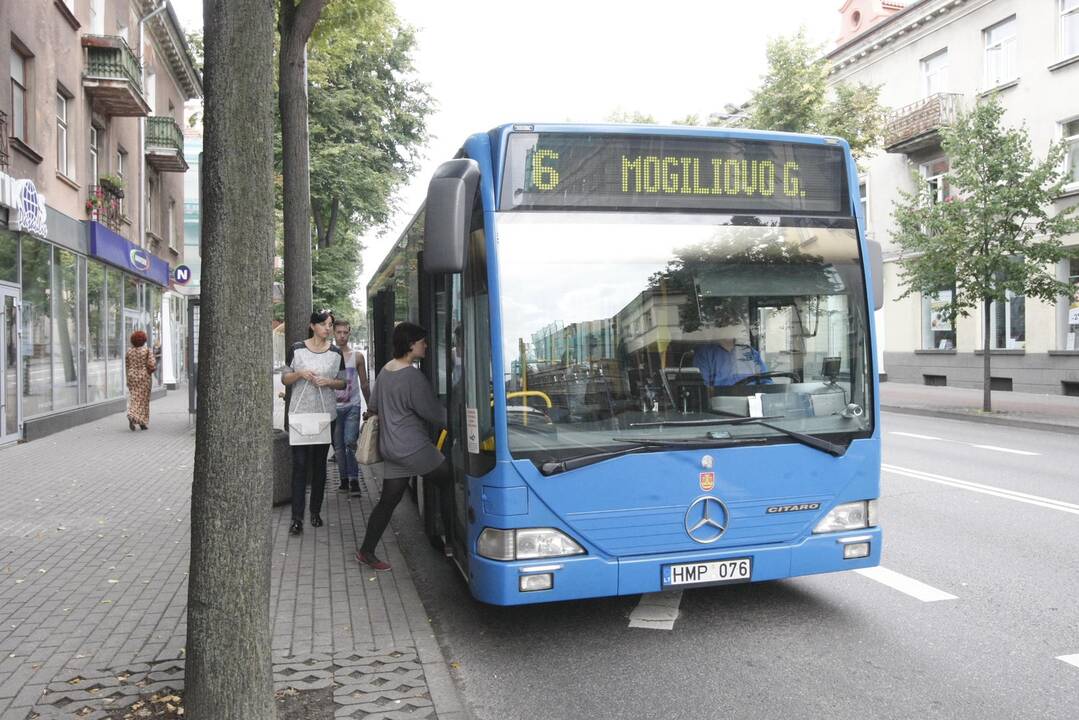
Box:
0;390;467;720
880;381;1079;434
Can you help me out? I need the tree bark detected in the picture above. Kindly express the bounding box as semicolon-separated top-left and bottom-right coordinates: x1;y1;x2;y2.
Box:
279;0;328;346
186;1;276;717
983;296;992;413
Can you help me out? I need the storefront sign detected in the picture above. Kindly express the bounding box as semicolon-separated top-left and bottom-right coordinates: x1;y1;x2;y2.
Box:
174;265;192;285
89;222;170;287
3;178;49;238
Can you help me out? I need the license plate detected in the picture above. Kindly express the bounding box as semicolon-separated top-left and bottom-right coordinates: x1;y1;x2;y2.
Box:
662;557;752;588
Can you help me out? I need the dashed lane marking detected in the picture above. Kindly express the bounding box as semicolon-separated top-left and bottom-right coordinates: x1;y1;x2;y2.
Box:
970;444;1040;456
1056;654;1079;669
883;463;1079;516
629;591;683;630
889;432;942;440
854;566;958;602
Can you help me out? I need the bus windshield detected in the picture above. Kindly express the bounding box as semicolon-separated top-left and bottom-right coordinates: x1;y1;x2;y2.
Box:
496;212;873;464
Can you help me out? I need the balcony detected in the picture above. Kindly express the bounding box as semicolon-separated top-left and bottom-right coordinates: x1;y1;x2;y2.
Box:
87;184;124;232
146;116;188;172
883;93;963;154
82;35;150;117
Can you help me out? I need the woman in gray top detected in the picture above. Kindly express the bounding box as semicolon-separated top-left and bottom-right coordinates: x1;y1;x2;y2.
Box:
281;310;347;535
357;322;448;571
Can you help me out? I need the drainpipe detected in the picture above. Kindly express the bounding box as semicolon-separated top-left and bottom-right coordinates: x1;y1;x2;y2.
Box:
138;2;167;249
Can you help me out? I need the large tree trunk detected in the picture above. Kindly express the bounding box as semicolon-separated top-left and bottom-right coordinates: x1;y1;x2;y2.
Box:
279;0;328;347
982;296;992;413
186;1;276;717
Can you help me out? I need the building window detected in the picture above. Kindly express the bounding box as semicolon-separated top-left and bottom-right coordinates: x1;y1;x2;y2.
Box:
56;90;70;176
858;176;869;230
921;49;949;97
10;48;28;142
921;158;950;202
168;199;177;250
147;175;156;235
1067;257;1079;351
1063;0;1079;59
90;0;105;35
117;148;127;217
89;126;100;183
923;287;957;350
984;16;1017;88
989;291;1025;350
1062;117;1079;189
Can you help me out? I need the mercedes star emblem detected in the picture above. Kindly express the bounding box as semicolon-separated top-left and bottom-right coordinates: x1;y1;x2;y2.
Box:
684;496;730;544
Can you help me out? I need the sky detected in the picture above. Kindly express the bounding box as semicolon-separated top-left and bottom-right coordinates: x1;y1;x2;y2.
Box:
170;0;844;308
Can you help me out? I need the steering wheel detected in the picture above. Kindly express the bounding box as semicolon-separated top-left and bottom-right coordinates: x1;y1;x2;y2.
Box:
732;371;801;386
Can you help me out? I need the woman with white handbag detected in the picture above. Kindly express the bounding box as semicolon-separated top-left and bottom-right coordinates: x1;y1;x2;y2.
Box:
281;310;347;535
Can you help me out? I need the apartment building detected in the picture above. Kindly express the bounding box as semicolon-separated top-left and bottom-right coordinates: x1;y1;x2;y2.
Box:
1;0;201;443
828;0;1079;395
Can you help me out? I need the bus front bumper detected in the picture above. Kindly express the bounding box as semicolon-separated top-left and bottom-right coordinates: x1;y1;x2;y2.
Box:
468;527;882;606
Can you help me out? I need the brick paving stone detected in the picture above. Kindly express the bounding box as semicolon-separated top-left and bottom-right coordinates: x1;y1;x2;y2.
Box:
0;390;468;719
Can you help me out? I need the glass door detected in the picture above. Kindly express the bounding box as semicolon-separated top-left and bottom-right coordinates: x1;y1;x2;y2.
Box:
1;288;22;444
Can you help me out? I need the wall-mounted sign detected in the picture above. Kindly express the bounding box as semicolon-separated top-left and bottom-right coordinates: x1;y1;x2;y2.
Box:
89;222;170;287
174;265;192;285
10;179;48;238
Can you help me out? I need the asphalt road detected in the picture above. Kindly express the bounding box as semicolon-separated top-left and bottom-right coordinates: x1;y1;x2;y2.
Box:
395;412;1079;720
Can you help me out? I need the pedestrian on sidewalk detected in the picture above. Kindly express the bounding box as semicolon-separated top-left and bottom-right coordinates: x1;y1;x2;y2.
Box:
332;319;371;495
282;310;347;535
357;322;449;571
125;330;156;431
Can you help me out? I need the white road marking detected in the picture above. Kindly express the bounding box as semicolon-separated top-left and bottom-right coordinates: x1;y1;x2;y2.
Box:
1056;654;1079;669
883;463;1079;516
629;591;683;630
970;444;1040;456
854;566;957;602
889;432;942;441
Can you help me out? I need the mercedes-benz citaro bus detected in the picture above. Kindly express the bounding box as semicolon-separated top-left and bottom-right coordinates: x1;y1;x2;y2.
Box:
367;123;884;605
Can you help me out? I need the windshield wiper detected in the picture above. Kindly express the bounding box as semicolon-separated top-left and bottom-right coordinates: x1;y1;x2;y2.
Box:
733;418;848;457
540;436;768;476
629;416;783;428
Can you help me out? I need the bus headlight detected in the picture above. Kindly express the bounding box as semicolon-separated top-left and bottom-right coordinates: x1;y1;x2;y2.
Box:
478;528;586;561
813;500;878;534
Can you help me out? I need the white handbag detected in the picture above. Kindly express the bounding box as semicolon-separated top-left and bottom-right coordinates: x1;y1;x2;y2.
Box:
356;414;380;465
288;380;332;446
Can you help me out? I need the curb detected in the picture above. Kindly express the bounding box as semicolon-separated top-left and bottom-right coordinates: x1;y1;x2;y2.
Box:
882;404;1079;436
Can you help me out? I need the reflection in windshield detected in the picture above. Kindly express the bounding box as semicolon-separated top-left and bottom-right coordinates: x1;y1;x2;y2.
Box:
496;213;872;461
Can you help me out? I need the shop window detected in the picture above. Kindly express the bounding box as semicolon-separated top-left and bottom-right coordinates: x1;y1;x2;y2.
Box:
922;287;956;349
106;267;124;398
989;291;1025;349
0;231;17;284
87;260;107;403
51;249;80;410
21;238;52;416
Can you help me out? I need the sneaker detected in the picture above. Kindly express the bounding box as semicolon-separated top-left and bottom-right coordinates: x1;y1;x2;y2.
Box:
349;480;361;495
356;550;391;571
337;484;350;492
288;520;303;535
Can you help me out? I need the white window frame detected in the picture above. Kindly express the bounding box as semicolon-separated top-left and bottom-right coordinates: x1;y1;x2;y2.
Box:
920;158;950;203
1061;115;1079;191
89;0;105;35
920;49;949;98
1062;0;1079;61
56;90;69;177
858;175;870;233
983;16;1018;89
988;290;1025;350
89;126;99;183
1066;256;1079;351
117;148;127;217
168;198;177;250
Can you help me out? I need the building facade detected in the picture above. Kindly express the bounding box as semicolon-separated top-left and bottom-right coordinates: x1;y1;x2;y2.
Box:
0;0;201;443
828;0;1079;395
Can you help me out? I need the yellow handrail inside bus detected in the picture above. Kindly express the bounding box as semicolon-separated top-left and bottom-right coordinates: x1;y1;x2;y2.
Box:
506;390;553;408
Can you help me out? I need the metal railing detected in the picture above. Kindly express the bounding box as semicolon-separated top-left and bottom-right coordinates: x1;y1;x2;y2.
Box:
88;184;123;232
883;93;963;152
82;34;144;94
146;116;183;151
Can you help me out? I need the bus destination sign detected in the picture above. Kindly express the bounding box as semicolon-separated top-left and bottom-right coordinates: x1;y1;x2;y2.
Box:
501;133;848;215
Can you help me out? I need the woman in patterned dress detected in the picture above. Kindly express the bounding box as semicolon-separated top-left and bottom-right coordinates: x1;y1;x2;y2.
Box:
125;330;156;431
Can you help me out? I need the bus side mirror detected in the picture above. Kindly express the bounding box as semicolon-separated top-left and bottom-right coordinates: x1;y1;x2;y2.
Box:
423;159;480;274
867;239;883;311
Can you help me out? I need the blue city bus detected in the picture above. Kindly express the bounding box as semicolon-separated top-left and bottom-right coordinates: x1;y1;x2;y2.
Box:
367;124;883;605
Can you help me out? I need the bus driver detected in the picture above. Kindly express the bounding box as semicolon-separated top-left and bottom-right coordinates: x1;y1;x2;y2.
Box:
693;324;770;389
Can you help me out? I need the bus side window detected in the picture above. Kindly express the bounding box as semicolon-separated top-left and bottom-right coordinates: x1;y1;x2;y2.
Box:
463;202;496;476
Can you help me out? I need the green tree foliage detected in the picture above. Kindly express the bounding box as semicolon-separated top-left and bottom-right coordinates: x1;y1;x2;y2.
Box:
891;96;1079;411
746;29;886;160
272;0;432;327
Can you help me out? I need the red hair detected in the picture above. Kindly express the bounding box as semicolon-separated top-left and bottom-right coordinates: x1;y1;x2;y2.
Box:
130;330;148;347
